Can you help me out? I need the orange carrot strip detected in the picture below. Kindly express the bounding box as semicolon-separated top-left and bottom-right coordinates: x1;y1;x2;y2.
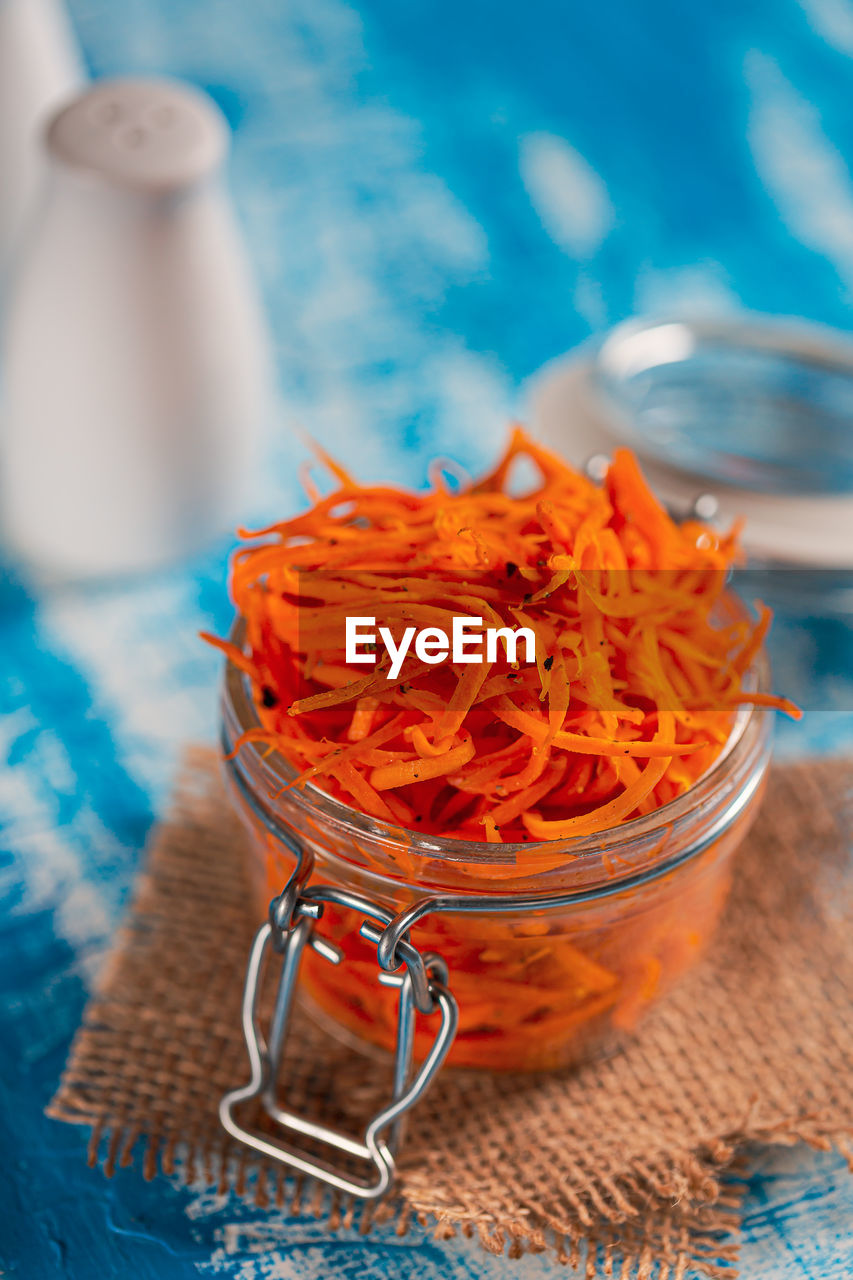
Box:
370;737;476;790
492;697;703;758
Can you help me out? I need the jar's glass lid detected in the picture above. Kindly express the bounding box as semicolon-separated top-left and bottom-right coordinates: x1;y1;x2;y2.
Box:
530;314;853;569
593;316;853;496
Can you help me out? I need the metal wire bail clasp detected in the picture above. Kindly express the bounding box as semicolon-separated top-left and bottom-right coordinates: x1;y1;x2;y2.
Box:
219;836;458;1199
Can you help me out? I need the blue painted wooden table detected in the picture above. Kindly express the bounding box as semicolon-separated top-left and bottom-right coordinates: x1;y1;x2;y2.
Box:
2;0;853;1275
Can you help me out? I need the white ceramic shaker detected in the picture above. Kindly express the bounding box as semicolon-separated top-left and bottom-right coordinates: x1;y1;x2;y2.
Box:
0;78;275;578
0;0;83;272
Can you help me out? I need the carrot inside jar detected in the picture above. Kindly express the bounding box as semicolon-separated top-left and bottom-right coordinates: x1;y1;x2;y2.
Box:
211;427;797;1070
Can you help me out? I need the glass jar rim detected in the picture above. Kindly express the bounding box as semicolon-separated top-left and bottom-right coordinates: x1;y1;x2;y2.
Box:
221;618;771;883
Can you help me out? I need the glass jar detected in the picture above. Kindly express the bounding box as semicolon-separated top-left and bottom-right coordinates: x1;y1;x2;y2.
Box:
220;639;772;1075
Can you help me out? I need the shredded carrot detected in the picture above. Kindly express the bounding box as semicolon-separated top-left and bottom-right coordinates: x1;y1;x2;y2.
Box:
219;427;803;1071
209;427;797;847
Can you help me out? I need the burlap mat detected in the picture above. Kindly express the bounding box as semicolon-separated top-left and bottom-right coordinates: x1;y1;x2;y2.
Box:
48;749;853;1277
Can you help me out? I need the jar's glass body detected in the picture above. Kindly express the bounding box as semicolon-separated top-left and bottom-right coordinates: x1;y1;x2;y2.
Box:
223;660;771;1072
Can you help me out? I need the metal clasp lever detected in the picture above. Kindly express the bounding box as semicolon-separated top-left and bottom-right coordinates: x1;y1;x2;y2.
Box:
220;903;458;1200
